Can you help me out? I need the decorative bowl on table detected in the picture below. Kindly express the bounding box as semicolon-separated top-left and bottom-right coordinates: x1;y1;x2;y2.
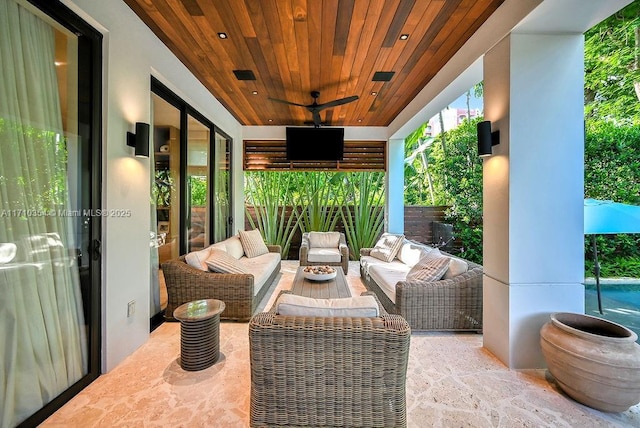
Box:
302;265;337;281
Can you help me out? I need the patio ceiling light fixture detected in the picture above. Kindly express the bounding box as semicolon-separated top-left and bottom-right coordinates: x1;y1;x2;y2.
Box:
127;122;150;158
477;120;500;157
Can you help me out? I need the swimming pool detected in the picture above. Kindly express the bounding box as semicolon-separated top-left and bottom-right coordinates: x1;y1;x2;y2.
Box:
584;282;640;343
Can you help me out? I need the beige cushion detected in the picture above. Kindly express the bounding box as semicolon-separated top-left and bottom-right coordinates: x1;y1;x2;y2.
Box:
370;233;405;263
406;249;451;282
224;235;245;259
184;247;212;271
308;247;342;263
443;258;469;279
308;231;341;248
239;229;269;258
276;294;379;317
396;240;432;267
205;249;249;274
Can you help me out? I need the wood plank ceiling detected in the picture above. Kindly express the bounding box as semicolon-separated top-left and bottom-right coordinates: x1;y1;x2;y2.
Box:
124;0;504;127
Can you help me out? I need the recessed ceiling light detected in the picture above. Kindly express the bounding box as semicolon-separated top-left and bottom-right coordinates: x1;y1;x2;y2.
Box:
268;119;273;122
399;34;409;40
371;91;378;96
218;32;228;39
252;91;258;95
358;119;363;123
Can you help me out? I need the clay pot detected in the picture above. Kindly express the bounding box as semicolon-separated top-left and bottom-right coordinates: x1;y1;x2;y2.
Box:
540;312;640;412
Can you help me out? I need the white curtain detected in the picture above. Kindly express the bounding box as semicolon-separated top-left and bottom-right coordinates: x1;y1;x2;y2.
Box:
0;0;87;426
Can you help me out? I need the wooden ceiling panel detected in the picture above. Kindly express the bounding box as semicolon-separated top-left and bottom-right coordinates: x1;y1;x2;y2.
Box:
124;0;504;127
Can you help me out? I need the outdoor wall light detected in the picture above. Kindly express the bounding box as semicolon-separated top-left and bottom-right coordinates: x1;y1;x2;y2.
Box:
127;122;150;158
477;120;500;157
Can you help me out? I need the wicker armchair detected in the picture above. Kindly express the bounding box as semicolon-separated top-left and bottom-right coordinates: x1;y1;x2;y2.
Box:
299;231;349;274
161;244;281;322
360;248;483;332
249;291;411;428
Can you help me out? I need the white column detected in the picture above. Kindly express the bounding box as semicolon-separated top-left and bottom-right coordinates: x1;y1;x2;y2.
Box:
482;33;585;369
386;138;405;234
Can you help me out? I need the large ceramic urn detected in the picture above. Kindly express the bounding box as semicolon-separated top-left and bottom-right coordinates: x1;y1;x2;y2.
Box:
540;312;640;412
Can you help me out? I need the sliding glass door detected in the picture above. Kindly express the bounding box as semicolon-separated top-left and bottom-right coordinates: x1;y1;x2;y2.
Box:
151;79;233;323
0;0;101;425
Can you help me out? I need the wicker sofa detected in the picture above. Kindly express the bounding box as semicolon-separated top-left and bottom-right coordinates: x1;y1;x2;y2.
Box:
249;290;411;427
162;234;281;322
360;239;483;332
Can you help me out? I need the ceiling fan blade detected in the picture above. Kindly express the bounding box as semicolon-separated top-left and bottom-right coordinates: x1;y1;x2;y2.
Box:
268;97;307;108
311;110;322;127
314;95;359;110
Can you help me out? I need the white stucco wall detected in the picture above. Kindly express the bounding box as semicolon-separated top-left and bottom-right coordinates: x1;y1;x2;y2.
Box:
63;0;242;372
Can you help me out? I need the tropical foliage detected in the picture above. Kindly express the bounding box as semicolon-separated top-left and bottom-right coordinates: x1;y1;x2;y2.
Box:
244;171;385;260
584;1;640;123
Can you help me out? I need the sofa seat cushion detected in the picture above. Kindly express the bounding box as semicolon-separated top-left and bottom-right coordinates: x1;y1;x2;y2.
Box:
368;263;411;304
360;255;408;276
307;247;342;263
275;294;380;317
238;252;281;295
308;231;341;248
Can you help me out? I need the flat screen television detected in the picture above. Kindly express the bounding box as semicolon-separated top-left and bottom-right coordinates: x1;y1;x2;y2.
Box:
286;127;344;161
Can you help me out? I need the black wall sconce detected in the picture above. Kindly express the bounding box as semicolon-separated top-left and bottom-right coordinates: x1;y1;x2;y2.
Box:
477;120;500;157
127;122;150;157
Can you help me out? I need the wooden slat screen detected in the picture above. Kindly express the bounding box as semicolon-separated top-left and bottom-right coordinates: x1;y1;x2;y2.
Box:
243;140;386;171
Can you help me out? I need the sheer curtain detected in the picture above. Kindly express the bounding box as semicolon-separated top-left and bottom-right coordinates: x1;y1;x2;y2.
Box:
0;0;87;426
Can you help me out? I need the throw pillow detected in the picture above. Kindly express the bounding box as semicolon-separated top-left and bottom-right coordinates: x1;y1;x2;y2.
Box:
239;229;269;258
406;251;451;282
224;235;245;259
205;248;249;274
396;239;432;267
443;258;469;280
276;294;379;317
308;231;341;248
184;246;212;271
370;233;405;263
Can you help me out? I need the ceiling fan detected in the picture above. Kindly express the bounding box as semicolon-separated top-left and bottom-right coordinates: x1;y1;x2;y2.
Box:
269;91;359;127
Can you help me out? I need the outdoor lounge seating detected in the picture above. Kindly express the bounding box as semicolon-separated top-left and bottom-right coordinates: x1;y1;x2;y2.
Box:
360;237;483;331
299;231;349;274
249;290;411;427
162;232;281;322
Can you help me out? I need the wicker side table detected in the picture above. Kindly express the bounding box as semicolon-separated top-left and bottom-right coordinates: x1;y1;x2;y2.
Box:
173;299;225;371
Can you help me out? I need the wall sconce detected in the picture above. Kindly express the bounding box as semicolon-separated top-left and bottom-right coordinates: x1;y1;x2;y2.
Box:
477;120;500;157
127;122;150;157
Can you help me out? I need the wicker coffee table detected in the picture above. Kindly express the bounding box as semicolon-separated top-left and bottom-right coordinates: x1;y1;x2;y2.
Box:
290;266;351;298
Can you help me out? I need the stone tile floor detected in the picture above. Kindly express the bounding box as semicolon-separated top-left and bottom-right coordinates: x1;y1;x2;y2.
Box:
43;262;640;427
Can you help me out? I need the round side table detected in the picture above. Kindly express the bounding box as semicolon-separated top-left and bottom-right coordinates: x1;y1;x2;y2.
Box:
173;299;225;371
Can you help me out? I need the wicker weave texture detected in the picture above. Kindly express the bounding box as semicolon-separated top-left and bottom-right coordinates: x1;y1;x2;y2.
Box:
162;245;281;322
360;249;483;332
249;291;410;427
299;232;350;274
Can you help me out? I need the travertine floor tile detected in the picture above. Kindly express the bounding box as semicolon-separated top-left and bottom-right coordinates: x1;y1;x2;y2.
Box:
44;261;640;427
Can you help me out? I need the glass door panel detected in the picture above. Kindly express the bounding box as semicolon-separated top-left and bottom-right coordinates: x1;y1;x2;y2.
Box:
186;115;210;252
214;131;232;241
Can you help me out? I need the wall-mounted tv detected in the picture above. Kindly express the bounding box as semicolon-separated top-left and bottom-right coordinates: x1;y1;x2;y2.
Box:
286;127;344;161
